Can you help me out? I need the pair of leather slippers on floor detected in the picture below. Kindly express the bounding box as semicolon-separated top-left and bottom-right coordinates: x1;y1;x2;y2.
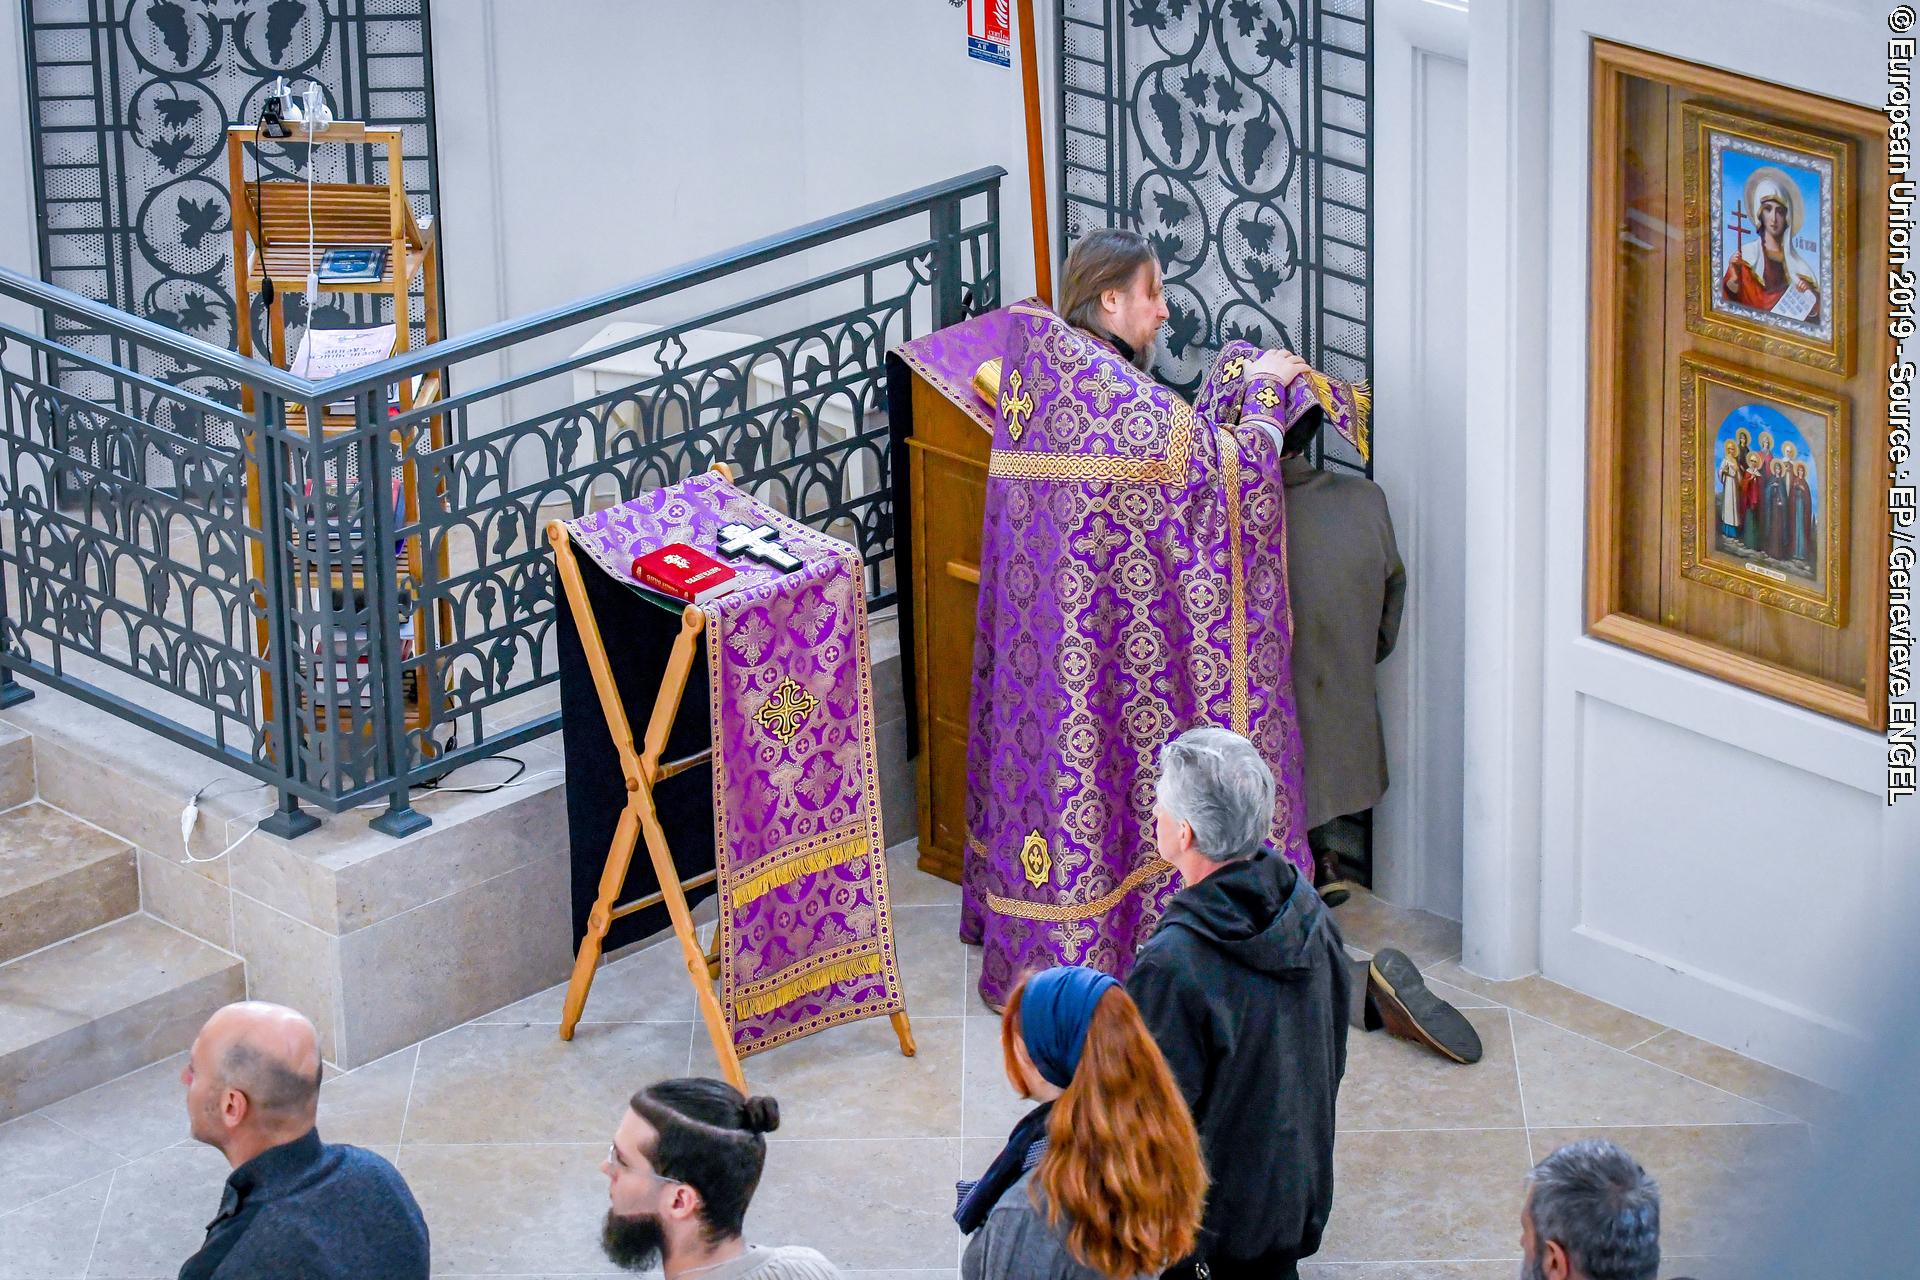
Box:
1364;948;1483;1065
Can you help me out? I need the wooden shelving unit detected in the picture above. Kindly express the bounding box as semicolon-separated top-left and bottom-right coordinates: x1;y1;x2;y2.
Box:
226;120;451;757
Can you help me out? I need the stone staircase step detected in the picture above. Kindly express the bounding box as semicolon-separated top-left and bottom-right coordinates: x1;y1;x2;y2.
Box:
0;724;31;811
0;914;244;1121
0;802;138;965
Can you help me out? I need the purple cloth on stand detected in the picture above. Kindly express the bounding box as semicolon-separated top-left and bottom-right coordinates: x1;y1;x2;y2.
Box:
564;473;905;1057
960;304;1314;1006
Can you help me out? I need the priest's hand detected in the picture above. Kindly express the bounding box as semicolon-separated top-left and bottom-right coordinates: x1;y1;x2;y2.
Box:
1250;348;1311;386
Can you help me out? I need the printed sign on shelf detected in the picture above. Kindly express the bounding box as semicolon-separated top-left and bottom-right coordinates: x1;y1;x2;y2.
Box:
968;0;1011;66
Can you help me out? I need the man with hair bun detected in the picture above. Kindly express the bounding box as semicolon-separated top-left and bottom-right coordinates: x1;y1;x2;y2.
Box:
600;1077;845;1278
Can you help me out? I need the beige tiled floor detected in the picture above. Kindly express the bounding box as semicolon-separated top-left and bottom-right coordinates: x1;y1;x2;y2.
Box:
0;845;1829;1278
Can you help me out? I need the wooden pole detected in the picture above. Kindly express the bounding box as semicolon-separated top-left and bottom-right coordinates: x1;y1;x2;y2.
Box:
1016;0;1053;305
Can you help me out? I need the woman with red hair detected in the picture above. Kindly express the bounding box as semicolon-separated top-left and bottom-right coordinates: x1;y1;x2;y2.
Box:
957;965;1207;1279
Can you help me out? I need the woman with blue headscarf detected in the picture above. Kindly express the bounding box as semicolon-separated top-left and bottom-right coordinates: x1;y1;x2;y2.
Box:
956;965;1207;1279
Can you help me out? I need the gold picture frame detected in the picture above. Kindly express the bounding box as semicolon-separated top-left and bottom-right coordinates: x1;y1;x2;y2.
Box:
1586;41;1891;730
1683;102;1853;373
1677;355;1846;626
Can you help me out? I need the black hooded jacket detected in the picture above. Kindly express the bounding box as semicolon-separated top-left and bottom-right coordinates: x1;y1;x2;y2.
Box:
1126;850;1351;1270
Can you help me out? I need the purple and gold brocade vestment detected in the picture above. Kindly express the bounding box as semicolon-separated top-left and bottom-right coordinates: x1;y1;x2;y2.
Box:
960;303;1317;1005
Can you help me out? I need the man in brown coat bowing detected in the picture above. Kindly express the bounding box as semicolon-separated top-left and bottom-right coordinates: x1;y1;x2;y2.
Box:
1262;372;1481;1065
1280;425;1404;891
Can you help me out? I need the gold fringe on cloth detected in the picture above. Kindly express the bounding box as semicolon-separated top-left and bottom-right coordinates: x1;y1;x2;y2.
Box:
728;831;872;908
730;953;884;1019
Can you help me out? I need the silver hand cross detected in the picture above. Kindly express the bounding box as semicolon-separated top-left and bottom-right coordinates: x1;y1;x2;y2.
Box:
717;522;802;572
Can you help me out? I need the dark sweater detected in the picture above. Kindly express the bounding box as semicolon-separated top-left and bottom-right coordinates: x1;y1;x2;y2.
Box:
1126;851;1350;1271
177;1129;429;1280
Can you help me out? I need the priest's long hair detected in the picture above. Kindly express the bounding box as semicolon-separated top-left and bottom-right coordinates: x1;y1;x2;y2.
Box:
1001;977;1208;1277
1059;229;1156;336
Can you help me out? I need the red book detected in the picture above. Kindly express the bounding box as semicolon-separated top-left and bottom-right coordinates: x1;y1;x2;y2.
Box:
632;542;740;605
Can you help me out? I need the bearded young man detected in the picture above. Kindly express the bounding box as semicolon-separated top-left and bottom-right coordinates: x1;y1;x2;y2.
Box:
600;1079;843;1280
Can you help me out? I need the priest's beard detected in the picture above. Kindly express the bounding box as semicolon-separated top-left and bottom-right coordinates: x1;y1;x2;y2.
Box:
601;1208;667;1272
1517;1249;1547;1280
1128;336;1157;372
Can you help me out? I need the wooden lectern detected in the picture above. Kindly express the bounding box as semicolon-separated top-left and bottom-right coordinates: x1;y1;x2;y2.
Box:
887;367;992;885
881;0;1050;886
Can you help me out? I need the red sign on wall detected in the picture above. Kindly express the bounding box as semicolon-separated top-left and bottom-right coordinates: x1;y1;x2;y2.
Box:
968;0;1011;66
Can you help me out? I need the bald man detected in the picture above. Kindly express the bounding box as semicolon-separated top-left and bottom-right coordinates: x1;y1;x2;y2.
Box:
178;1001;429;1280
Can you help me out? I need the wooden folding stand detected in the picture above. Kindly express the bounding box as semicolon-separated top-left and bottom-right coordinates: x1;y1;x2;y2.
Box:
546;517;744;1089
547;464;917;1089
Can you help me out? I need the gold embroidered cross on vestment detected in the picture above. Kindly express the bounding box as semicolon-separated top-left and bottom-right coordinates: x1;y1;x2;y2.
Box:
1020;830;1051;887
1001;368;1035;441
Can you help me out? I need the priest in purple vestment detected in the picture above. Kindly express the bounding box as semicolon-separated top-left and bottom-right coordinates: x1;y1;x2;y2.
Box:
961;229;1353;1007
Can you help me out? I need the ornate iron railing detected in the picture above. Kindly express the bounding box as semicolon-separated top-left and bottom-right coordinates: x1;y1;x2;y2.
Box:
0;167;1002;836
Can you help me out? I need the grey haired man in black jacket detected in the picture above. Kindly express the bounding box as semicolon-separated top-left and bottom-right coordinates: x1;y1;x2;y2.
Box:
1127;727;1352;1280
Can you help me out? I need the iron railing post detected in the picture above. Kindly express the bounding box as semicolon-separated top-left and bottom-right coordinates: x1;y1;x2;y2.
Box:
363;385;427;837
253;391;320;839
930;196;965;332
986;182;1002;309
0;333;32;709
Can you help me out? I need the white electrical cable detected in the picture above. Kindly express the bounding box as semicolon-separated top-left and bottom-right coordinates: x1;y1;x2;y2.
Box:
181;801;279;864
179;758;564;858
303;82;319;300
179;778;271;861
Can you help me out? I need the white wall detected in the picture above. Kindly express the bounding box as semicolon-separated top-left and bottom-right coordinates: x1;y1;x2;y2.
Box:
1464;0;1920;1085
430;0;1050;346
1371;0;1470;921
421;0;1053;459
0;0;42;332
0;1;1054;333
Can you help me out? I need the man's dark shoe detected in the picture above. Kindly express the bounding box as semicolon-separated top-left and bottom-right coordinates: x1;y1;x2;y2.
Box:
1312;845;1356;908
1366;948;1482;1064
1318;879;1357;909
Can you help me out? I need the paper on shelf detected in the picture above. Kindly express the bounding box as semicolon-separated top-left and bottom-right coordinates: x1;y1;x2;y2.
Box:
289;323;398;381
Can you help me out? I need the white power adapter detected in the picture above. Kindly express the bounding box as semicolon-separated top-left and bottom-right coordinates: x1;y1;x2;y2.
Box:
281;78;333;130
179;779;275;863
300;80;332;131
298;81;330;301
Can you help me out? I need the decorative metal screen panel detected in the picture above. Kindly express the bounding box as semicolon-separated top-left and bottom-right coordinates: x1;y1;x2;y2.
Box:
19;0;443;407
1059;0;1371;469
